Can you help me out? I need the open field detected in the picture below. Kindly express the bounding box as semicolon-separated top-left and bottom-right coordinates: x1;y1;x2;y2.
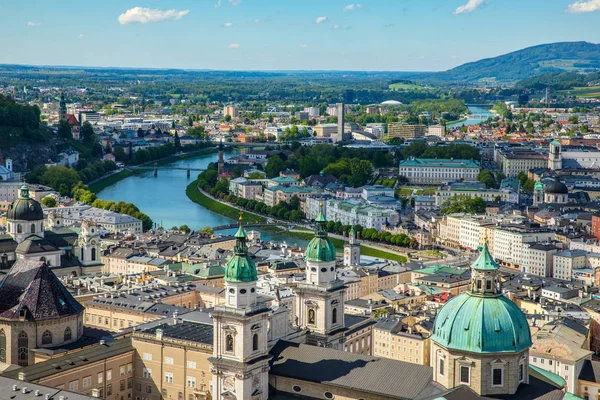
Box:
559;86;600;99
389;82;426;91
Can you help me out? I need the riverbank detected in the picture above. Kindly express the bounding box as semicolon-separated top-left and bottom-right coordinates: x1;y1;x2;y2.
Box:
186;180;266;223
89;147;218;194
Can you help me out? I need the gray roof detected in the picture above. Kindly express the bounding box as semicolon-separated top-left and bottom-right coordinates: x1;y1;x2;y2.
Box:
269;341;438;400
0;377;96;400
579;359;600;383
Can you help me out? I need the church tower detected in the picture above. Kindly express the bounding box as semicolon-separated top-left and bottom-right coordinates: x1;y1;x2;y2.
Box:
78;220;100;267
218;139;225;176
430;242;532;396
343;227;361;267
210;213;270;400
59;91;67;122
533;181;544;207
295;206;346;349
548;139;562;170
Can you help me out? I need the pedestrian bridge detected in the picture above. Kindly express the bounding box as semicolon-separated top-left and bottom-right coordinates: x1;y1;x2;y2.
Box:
212;222;295;231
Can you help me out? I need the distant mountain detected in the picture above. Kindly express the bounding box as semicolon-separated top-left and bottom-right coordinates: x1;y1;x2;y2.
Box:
420;41;600;83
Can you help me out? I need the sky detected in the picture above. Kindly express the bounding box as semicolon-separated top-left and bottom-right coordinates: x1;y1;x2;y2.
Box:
1;0;600;71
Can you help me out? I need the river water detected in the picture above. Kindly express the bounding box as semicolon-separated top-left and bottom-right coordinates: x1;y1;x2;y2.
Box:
97;149;309;246
447;105;494;129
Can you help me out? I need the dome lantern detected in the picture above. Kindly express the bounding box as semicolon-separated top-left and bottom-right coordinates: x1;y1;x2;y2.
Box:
305;203;336;263
224;211;257;283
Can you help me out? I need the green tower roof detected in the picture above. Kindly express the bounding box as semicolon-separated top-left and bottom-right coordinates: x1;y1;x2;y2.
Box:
534;181;544;191
471;242;500;271
224;212;257;283
305;204;336;263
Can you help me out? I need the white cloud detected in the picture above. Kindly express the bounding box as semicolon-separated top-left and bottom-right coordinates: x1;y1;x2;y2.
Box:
229;0;242;5
214;0;222;7
566;0;600;12
255;19;261;24
343;4;363;11
224;22;233;27
333;24;340;29
228;43;240;49
453;0;484;14
27;21;41;27
118;7;190;24
315;16;327;24
79;34;85;38
300;44;308;48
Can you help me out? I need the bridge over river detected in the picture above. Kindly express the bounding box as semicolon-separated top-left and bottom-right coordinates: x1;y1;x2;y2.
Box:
212;222;296;231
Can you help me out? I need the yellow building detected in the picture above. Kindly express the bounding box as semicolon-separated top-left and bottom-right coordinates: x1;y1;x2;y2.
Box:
373;318;431;366
387;123;426;139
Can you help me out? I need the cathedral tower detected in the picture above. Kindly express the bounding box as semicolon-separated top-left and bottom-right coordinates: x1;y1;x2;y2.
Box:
210;213;270;400
294;206;346;349
343;227;361;267
59;91;67;122
548;139;562;171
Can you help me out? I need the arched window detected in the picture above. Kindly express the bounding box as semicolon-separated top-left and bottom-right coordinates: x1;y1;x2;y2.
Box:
252;334;258;351
0;329;6;363
225;334;234;352
91;248;96;261
42;330;52;345
80;248;84;261
17;224;22;234
64;327;72;342
332;308;338;324
18;331;28;367
30;224;35;233
308;309;316;324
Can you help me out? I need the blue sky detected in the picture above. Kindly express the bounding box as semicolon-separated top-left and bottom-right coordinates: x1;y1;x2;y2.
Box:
1;0;599;71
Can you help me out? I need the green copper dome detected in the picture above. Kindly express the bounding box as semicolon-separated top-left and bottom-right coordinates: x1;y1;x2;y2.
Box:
7;184;44;222
224;215;257;283
431;293;532;353
305;208;336;263
431;243;532;354
534;181;544;191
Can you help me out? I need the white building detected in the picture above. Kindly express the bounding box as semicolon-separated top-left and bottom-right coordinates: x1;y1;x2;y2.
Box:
47;205;143;234
522;243;558;277
325;199;399;232
552;250;587;281
491;225;556;270
399;158;480;185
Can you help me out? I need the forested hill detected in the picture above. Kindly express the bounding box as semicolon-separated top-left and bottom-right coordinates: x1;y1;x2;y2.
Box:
0;95;48;150
419;41;600;83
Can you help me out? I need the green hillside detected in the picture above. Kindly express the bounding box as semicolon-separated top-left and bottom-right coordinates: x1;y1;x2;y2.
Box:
0;95;49;150
421;41;600;83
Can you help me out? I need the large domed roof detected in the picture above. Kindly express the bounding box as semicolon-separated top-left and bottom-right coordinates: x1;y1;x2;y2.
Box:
7;184;44;221
544;178;568;194
305;209;336;263
224;223;257;283
431;292;532;353
431;242;532;354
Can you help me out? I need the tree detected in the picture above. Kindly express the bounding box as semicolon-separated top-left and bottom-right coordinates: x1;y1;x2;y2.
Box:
81;122;95;143
57;120;72;139
40;166;81;196
41;197;57;207
179;224;191;233
265;155;286;178
440;195;486;215
188;116;193;127
113;146;127;163
174;132;181;149
188;126;206;139
478;169;497;189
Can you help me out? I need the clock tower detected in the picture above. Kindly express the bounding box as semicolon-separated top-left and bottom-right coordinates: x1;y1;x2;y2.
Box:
210;213;270;400
343;227;361;267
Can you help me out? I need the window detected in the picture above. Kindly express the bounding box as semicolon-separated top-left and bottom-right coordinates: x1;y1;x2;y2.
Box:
292;385;302;393
143;352;152;360
18;331;28;367
69;380;79;391
460;366;470;384
247;332;257;351
83;376;92;389
120;380;126;391
128;378;133;389
42;330;52;345
107;369;113;380
186;376;196;388
64;327;72;342
98;372;103;384
565;365;569;371
142;368;152;379
17;224;22;234
107;384;113;396
492;368;503;387
332;308;338;324
136;383;142;391
0;329;5;363
165;372;173;383
439;358;445;376
31;224;35;233
486;280;492;290
127;363;133;374
324;392;334;399
146;385;152;394
187;361;196;369
308;309;316;324
225;334;234;352
165;357;174;365
519;364;524;382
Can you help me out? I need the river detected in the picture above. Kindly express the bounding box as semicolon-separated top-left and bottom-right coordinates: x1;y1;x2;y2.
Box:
97;149;309;246
447;105;494;129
